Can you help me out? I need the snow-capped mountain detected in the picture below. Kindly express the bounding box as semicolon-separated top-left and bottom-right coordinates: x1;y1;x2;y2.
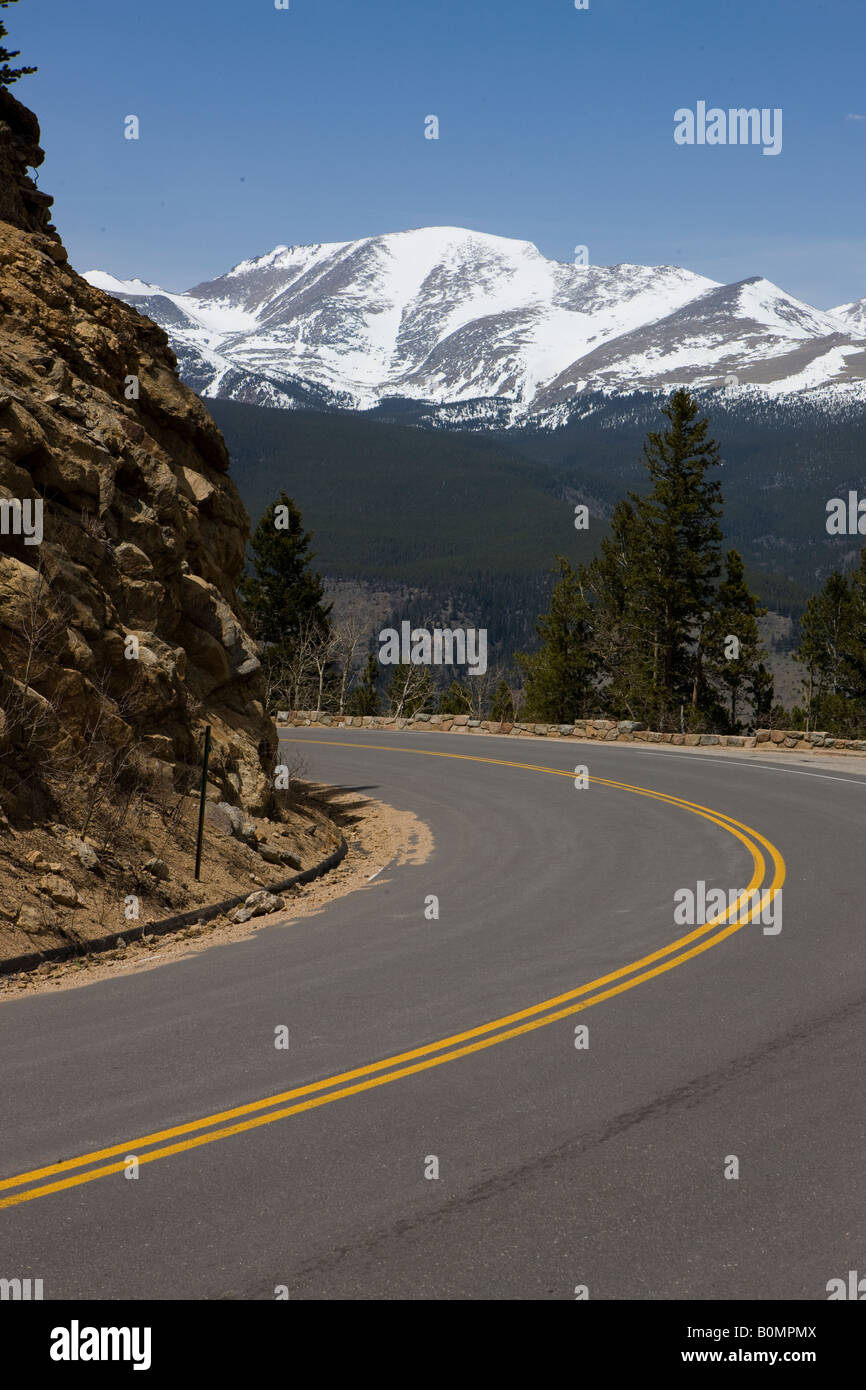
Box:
532;278;866;418
829;296;866;337
84;227;866;423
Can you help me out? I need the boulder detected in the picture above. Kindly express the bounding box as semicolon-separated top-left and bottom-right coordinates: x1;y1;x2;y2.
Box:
36;873;82;907
14;901;57;934
258;846;302;870
204;801;235;838
230;889;285;923
217;802;258;846
66;835;101;871
142;857;170;881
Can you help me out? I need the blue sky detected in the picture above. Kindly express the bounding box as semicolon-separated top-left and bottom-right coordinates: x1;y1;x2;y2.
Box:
11;0;866;306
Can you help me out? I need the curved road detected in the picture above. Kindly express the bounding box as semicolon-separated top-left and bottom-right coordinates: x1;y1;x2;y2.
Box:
1;730;865;1300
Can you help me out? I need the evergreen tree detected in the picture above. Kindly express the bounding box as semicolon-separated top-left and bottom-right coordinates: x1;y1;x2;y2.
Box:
797;570;852;720
703;549;767;729
490;677;515;722
240;493;331;646
575;390;724;728
796;551;866;735
748;661;775;728
628;389;724;724
240;494;333;713
516;557;596;722
579;498;655;720
0;1;36;88
346;652;381;716
840;548;866;704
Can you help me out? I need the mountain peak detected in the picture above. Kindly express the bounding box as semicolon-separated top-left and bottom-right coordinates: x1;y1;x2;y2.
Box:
84;227;866;419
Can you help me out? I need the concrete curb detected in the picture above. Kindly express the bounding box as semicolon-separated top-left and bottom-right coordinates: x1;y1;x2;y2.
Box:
0;834;348;979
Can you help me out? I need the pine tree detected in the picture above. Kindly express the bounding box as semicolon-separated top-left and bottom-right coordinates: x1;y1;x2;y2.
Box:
346;652;381;716
748;661;775;728
840;548;866;705
0;2;36;88
240;493;331;646
703;550;767;730
490;677;515;722
797;551;866;735
575;390;724;728
797;570;852;718
240;494;334;713
629;389;724;724
516;557;596;722
580;498;655;720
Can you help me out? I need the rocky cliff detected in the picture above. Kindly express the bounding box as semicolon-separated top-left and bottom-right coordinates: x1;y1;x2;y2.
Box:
0;88;276;826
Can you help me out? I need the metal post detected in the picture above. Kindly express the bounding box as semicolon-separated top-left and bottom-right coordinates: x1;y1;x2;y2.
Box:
194;725;211;881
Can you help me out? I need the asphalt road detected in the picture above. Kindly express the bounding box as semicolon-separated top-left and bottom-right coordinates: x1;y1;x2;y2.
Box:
1;730;865;1300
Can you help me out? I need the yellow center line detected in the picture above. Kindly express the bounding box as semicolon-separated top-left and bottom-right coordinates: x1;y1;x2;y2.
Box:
0;742;785;1209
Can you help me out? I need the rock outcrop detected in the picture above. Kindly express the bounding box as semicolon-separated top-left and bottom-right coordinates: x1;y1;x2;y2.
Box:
0;91;276;824
0;87;58;240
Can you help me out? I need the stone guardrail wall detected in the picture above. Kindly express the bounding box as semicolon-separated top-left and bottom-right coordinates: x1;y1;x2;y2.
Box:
277;712;866;754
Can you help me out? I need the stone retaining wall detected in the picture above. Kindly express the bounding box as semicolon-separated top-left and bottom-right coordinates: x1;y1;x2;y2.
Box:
277;712;866;754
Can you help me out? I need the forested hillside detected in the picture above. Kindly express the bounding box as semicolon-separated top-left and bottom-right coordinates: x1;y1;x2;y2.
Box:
207;399;595;654
209;391;866;651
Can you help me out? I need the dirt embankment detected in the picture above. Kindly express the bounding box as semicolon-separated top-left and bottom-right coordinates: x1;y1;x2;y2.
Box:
0;781;433;997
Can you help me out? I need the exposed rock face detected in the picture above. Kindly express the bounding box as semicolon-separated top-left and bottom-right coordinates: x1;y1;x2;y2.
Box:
0;88;58;240
0;93;276;822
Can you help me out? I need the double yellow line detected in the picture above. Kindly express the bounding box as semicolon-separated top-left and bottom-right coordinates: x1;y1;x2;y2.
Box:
0;743;785;1210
